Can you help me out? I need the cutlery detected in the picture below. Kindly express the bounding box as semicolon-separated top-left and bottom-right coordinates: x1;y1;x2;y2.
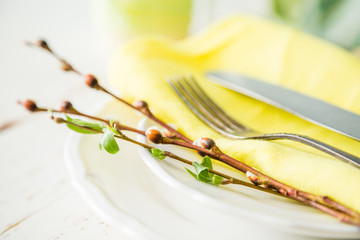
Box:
206;71;360;141
167;75;360;169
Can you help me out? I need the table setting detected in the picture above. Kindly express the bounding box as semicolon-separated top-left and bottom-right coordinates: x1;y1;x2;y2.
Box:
2;0;360;239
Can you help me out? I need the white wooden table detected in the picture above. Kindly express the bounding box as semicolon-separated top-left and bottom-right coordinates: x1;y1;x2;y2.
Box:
0;0;127;238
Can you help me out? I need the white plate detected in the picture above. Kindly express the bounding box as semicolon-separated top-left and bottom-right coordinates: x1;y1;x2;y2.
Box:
64;103;360;240
136;118;360;239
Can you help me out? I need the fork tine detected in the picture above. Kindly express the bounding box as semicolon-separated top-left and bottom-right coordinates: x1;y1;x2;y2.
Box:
179;77;236;130
179;78;239;133
168;76;237;135
169;76;360;168
186;75;251;131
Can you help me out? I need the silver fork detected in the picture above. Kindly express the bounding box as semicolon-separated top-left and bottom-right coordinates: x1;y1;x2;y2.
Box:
167;75;360;169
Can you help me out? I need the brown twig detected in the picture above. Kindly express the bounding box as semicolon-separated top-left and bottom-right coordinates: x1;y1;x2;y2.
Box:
144;124;360;226
25;39;360;226
0;119;22;133
26;39;191;143
17;100;145;135
46;113;280;195
25;40;81;74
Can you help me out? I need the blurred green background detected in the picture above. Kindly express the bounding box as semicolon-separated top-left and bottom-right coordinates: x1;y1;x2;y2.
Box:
96;0;360;51
273;0;360;50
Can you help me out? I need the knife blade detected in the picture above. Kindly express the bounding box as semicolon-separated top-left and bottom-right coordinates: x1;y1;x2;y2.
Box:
206;71;360;141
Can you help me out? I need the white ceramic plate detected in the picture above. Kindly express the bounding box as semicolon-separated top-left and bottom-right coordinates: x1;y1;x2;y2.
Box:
136;118;360;239
64;103;360;240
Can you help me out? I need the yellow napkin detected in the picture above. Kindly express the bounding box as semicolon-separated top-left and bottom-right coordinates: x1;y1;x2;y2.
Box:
108;15;360;212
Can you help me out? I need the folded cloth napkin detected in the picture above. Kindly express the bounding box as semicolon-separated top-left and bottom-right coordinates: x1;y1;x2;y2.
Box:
108;15;360;212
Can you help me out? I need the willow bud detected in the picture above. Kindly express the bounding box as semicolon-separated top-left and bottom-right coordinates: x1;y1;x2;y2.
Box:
23;100;38;112
287;188;297;196
163;129;175;138
133;100;148;110
246;171;260;186
54;117;66;124
279;189;288;196
145;127;163;144
161;123;177;138
84;74;99;88
60;61;73;72
193;137;216;150
60;101;75;113
36;39;51;52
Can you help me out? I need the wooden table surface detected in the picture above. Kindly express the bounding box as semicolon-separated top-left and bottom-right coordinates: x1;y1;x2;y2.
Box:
0;0;127;238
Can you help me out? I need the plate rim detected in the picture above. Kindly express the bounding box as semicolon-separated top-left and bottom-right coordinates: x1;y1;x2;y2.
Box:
63;132;164;240
136;117;360;238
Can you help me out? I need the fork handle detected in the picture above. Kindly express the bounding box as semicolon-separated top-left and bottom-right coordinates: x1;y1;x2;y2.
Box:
245;133;360;168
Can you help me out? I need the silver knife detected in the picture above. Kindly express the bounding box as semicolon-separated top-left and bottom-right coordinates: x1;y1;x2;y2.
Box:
206;71;360;141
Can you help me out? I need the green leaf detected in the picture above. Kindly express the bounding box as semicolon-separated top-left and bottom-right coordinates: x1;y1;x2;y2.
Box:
193;161;213;181
109;126;120;135
110;119;115;127
150;148;166;160
66;123;99;134
185;168;197;179
200;156;213;170
65;115;105;134
193;161;210;177
212;175;224;186
186;157;224;186
100;127;120;154
108;119;121;135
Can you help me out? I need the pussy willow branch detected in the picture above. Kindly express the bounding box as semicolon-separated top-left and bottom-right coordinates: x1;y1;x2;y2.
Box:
26;40;191;144
157;135;360;225
18;100;281;195
26;40;360;226
17;100;144;135
20;100;360;226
